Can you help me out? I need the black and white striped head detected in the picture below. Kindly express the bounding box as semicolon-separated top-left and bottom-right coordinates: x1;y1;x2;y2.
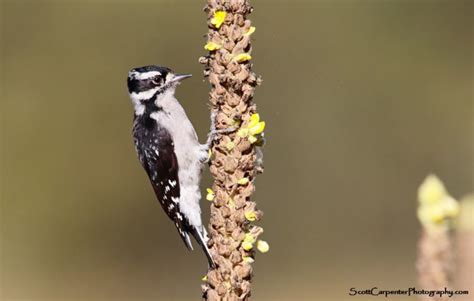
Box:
127;65;191;115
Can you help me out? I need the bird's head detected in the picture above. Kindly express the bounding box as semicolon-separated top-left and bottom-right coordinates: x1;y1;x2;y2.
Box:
127;65;191;115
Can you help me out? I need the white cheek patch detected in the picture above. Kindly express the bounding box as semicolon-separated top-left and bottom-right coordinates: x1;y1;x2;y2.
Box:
129;87;160;115
129;71;162;80
130;87;160;101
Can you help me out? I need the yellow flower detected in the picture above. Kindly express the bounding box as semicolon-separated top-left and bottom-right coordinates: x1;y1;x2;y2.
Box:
210;11;227;29
201;275;208;281
243;233;256;244
237;114;265;144
242;233;257;252
245;26;256;36
244;210;257;221
242;241;253;251
257;240;269;253
206;188;215;201
248;114;265;142
250;121;265;136
242;256;254;263
233;53;252;63
238;177;249;185
248;114;265;135
418;175;447;205
418;204;444;225
248;113;260;128
204;41;222;51
417;175;460;230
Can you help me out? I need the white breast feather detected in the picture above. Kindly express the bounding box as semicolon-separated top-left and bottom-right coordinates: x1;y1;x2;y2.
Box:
150;91;203;228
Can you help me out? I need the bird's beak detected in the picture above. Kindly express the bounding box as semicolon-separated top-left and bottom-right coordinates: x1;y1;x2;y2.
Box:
171;74;192;83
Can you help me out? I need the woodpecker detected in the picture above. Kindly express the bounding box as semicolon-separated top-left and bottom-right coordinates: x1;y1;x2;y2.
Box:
127;65;215;267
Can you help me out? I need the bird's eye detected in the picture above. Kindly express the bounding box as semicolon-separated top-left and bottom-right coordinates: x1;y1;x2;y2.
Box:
152;76;162;84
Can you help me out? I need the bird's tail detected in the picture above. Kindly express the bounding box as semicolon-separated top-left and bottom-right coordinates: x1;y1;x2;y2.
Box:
190;226;216;268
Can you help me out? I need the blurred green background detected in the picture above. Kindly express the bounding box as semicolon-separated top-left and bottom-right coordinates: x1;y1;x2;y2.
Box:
1;0;472;300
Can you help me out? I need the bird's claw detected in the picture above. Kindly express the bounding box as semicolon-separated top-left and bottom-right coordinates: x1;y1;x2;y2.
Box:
206;126;237;148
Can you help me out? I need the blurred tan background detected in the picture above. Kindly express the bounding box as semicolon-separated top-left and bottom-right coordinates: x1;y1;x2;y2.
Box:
1;0;472;300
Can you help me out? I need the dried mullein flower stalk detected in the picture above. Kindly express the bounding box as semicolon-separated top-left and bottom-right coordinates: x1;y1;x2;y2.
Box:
200;1;266;300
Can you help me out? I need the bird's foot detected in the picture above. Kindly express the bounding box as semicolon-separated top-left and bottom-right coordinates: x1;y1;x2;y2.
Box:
206;127;237;148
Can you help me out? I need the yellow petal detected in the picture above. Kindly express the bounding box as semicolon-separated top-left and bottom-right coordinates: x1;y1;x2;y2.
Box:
249;121;265;135
417;206;431;226
233;53;252;63
244;210;257;221
248;113;260;128
245;26;256;36
442;196;460;218
428;205;445;224
242;241;253;251
238;177;249;185
257;240;269;253
204;41;222;51
243;233;256;244
202;275;208;281
242;256;254;263
248;135;257;144
418;204;444;226
210;11;227;29
417;174;460;231
226;141;235;151
418;175;447;205
237;128;249;138
206;188;215;201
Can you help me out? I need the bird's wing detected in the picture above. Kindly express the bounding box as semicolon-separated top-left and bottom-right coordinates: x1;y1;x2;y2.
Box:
133;123;194;251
